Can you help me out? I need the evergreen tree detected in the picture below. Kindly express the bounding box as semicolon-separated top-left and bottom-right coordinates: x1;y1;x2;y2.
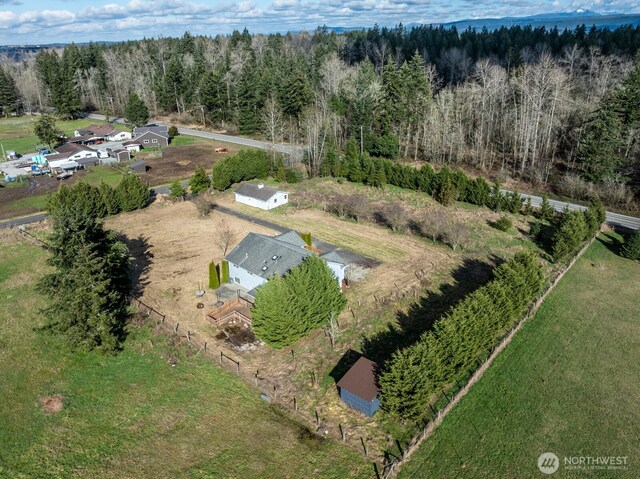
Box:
34;114;64;148
221;260;230;283
539;194;554;221
189;165;211;195
252;255;346;348
124;93;150;128
578;105;624;182
621;229;640;260
117;174;150;211
583;196;606;235
209;261;220;289
98;182;121;216
169;180;186;200
0;67;18;117
551;209;588;262
39;207;130;352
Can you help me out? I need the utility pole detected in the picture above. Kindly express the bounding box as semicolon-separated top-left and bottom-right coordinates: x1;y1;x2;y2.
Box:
360;125;364;156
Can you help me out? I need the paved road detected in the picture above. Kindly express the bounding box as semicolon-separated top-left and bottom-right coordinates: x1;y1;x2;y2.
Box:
85;113;305;156
504;190;640;230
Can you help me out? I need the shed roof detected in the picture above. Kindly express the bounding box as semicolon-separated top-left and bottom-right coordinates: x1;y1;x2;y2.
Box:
235;183;286;202
337;357;379;402
320;250;347;265
129;160;147;169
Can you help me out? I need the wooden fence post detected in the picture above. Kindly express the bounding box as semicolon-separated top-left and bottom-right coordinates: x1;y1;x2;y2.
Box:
174;323;179;334
360;437;368;458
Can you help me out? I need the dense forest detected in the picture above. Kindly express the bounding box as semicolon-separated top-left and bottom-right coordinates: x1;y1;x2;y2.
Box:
2;24;640;207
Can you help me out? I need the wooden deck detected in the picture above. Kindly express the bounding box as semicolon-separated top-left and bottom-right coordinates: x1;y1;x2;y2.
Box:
206;297;253;327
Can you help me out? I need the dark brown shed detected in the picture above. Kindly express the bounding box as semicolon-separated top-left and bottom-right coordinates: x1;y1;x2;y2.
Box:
337;357;380;415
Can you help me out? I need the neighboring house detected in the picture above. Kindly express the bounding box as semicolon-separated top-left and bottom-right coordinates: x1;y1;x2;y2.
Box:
72;124;131;143
225;230;347;295
234;183;288;210
337;357;381;417
46;143;98;168
133;130;168;147
106;130;132;142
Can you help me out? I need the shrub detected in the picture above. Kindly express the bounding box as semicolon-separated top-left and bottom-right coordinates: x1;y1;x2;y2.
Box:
193;195;210;216
551;209;588;262
209;261;220;289
211;150;271;191
221;260;230;283
168;125;179;138
539;194;554;221
252;255;346;348
117;174;150;212
529;222;542;239
494;216;512;231
443;222;470;250
621;230;640;260
189;165;211;196
168;180;186;200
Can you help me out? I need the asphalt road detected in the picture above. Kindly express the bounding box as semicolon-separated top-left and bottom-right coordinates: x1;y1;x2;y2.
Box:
85;113;305;156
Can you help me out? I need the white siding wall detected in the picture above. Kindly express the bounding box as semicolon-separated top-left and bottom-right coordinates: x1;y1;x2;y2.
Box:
228;262;268;291
69;151;98;161
235;191;288;210
326;261;346;287
108;131;132;141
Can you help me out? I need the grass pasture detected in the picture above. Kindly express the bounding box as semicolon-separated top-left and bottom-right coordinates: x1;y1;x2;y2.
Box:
0;236;370;479
398;232;640;478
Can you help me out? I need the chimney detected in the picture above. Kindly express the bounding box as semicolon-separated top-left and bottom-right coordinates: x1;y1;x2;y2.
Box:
258;183;264;189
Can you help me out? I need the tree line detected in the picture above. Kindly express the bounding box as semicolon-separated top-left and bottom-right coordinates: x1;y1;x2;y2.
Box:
1;25;640;205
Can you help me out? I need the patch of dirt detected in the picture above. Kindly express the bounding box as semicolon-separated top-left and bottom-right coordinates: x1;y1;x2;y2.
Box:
39;395;64;415
136;143;239;186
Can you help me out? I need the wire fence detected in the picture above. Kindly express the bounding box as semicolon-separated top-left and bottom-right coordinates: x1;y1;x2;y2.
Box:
128;295;384;470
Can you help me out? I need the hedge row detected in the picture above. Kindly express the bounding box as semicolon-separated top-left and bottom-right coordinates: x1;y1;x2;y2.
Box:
550;197;606;262
46;174;150;220
320;150;524;211
379;252;545;421
211;150;272;191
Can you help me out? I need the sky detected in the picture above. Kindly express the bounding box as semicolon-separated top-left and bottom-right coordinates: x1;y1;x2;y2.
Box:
0;0;638;45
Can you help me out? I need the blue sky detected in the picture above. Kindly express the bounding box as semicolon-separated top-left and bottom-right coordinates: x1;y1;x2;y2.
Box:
0;0;638;44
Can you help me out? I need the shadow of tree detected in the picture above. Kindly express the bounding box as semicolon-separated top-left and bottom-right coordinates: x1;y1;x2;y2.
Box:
117;234;153;297
328;349;362;384
361;256;502;366
596;230;624;256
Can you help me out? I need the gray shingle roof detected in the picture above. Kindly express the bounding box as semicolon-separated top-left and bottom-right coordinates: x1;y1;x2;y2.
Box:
133;125;169;137
235;183;286;202
321;250;347;265
274;230;307;247
226;232;311;279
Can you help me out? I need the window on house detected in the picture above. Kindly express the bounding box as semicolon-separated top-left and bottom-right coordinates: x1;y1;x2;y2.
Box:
284;195;288;199
274;198;277;203
144;140;149;144
152;139;158;143
234;277;240;284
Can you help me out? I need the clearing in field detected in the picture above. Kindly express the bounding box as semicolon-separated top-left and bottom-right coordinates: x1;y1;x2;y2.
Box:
398;232;640;479
0;232;371;479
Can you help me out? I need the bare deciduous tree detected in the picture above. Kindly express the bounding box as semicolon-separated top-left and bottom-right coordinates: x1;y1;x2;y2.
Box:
215;220;237;256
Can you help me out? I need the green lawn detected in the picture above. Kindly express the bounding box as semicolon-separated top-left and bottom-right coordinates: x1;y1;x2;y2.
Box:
0;240;370;479
0;118;127;156
168;135;210;146
398;232;640;478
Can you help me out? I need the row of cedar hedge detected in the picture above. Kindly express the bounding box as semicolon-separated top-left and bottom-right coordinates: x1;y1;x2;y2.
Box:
320;150;522;210
378;251;546;421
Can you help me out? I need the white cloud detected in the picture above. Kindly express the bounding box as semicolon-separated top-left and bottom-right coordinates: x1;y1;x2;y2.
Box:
0;0;639;43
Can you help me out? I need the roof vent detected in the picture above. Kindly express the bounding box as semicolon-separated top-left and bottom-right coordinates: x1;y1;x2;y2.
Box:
258;183;264;189
262;266;268;271
272;255;278;260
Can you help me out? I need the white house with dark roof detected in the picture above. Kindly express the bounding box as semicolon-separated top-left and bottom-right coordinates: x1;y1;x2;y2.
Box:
225;230;347;295
234;183;288;210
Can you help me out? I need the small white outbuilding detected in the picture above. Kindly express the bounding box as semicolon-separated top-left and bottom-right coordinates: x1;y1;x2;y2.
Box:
234;183;288;210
